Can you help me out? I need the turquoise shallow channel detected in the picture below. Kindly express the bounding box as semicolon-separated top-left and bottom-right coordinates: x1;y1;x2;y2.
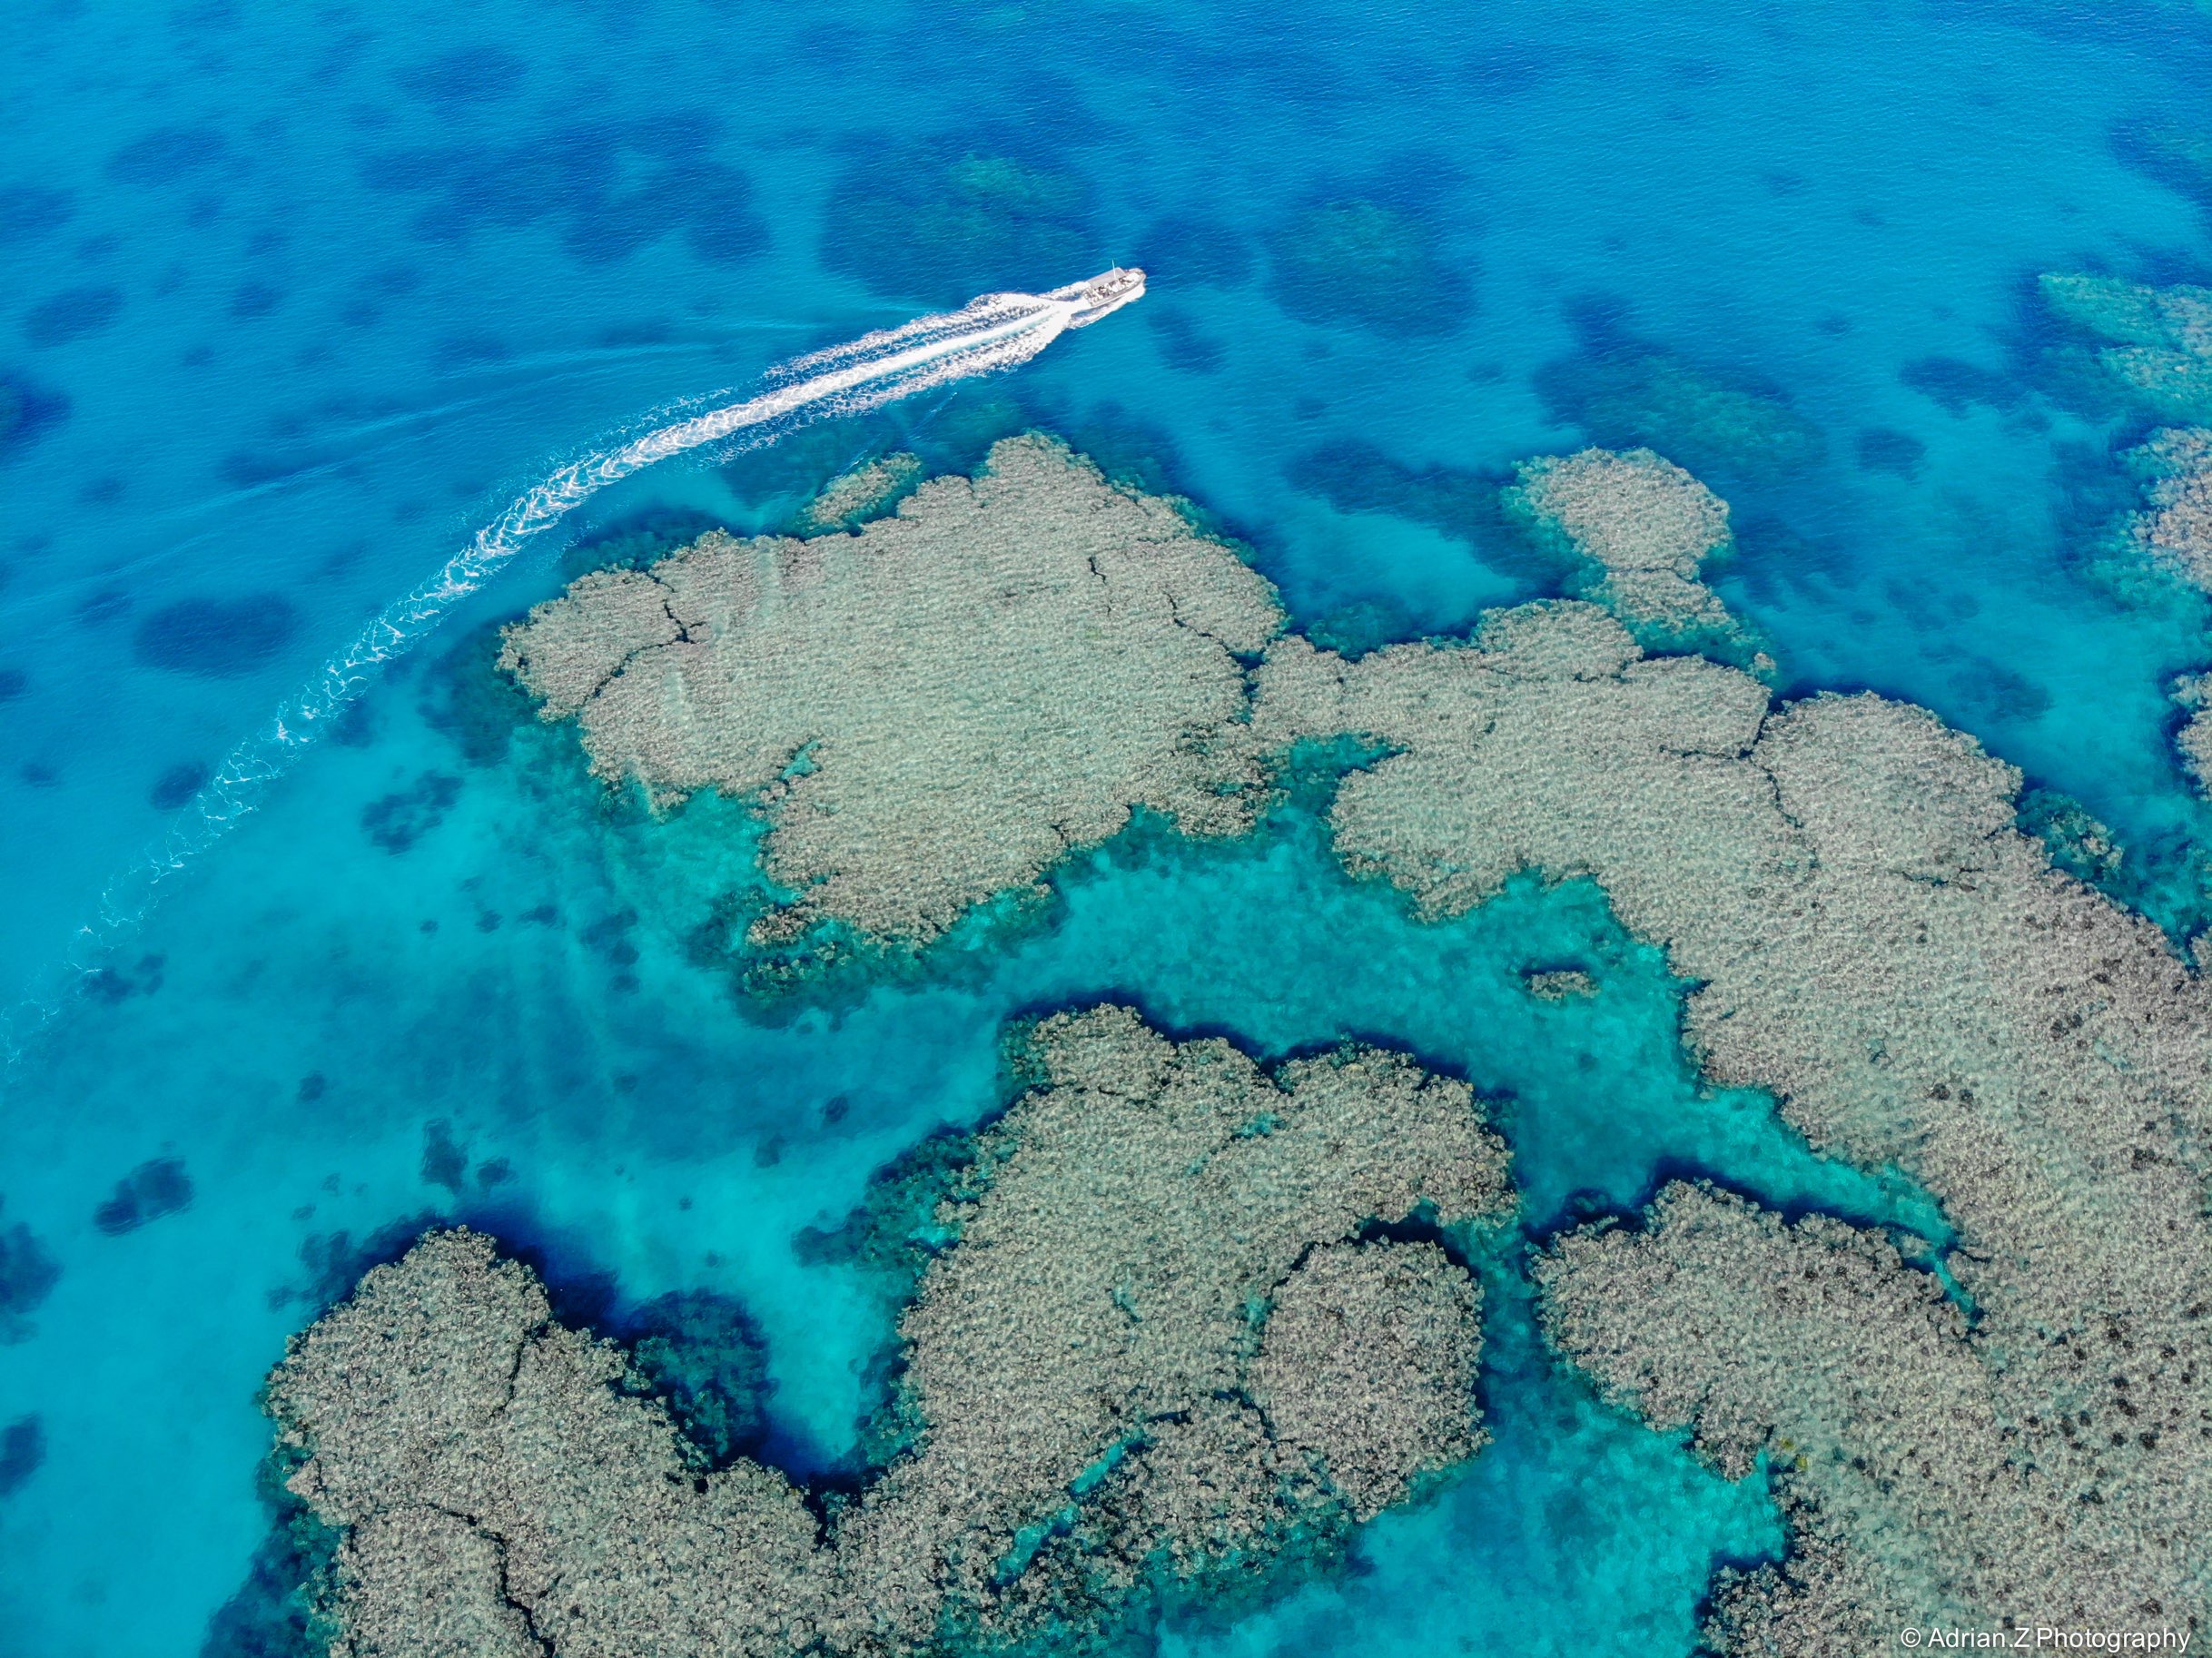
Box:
2;2;2210;1654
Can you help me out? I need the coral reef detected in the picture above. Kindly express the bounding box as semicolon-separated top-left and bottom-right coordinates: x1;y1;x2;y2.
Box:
1521;968;1595;1002
618;1289;775;1467
360;773;461;855
265;1007;1509;1655
420;621;541;767
2039;274;2212;424
789;453;923;536
817;139;1096;303
0;368;71;463
2104;429;2212;794
2177;674;2212;798
134;595;301;677
1502;447;1771;670
479;432;2212;1645
149;760;212;811
1263;199;1471;339
0;1199;60;1345
1248;591;2212;1643
2016;787;2126;888
2116;425;2212;594
93;1156;195;1236
1535;313;1825;483
499;437;1286;949
1536;1179;2208;1650
0;1414;42;1498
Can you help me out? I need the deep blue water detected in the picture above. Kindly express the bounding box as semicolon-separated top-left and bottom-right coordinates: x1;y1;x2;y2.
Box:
2;2;2209;1653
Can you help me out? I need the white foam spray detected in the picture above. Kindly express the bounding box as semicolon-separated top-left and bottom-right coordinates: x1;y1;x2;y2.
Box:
5;281;1109;1061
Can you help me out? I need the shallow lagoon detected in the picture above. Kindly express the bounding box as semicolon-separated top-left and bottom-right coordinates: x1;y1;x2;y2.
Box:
2;1;2209;1653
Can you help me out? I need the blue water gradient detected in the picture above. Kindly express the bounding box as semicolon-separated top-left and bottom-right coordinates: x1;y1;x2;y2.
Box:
1;1;2207;1653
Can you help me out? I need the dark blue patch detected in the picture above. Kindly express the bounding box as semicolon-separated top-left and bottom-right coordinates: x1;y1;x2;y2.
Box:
229;281;281;320
1856;428;1928;478
397;44;529;106
1899;354;2023;416
1535;299;1827;483
23;284;125;347
819;129;1100;304
617;1289;775;1466
1265;192;1474;339
0;184;75;244
360;771;461;853
0;1201;60;1344
1144;307;1227;375
0;370;71;464
676;162;770;267
1285;439;1547;581
82;953;164;1003
78;474;125;505
93;1157;195;1236
421;1120;469;1194
106;125;230;184
133;595;301;677
362;117;764;272
1135;215;1256;288
149;761;211;810
195;1508;331;1658
0;1416;42;1498
0;668;25;703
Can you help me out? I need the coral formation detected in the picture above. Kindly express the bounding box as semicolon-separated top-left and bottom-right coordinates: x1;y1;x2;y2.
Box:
0;1414;42;1499
619;1288;775;1467
420;620;541;767
133;595;301;677
360;772;461;855
149;760;212;811
440;434;2212;1647
499;436;1285;949
2117;425;2212;593
2016;787;2126;888
1263;199;1471;339
1521;968;1595;1002
817;139;1096;303
93;1156;194;1236
2039;274;2212;424
789;452;923;536
1503;446;1771;670
1535;314;1825;482
1247;590;2212;1643
2102;427;2212;794
265;1007;1509;1655
2176;674;2212;798
0;1199;60;1345
0;369;71;463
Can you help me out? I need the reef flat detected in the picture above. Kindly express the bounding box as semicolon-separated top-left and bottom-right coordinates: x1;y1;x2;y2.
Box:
499;437;1283;951
267;1007;1510;1657
1501;445;1770;670
2041;273;2212;425
1248;585;2212;1640
2051;280;2212;797
288;437;2212;1653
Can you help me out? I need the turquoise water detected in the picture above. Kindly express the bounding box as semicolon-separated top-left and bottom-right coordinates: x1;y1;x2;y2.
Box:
1;2;2207;1653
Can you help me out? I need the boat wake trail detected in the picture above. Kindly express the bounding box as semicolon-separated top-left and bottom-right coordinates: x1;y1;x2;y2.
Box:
4;273;1143;1065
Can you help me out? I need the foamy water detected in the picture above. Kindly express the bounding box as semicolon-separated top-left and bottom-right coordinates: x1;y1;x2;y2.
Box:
5;286;1090;1058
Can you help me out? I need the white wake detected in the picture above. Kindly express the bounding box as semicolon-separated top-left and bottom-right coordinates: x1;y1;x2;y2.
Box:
7;282;1099;1059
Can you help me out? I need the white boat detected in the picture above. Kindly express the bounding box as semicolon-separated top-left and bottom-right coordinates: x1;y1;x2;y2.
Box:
1050;266;1147;327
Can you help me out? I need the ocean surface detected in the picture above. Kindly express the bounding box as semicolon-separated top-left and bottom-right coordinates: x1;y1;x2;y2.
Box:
1;2;2208;1653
